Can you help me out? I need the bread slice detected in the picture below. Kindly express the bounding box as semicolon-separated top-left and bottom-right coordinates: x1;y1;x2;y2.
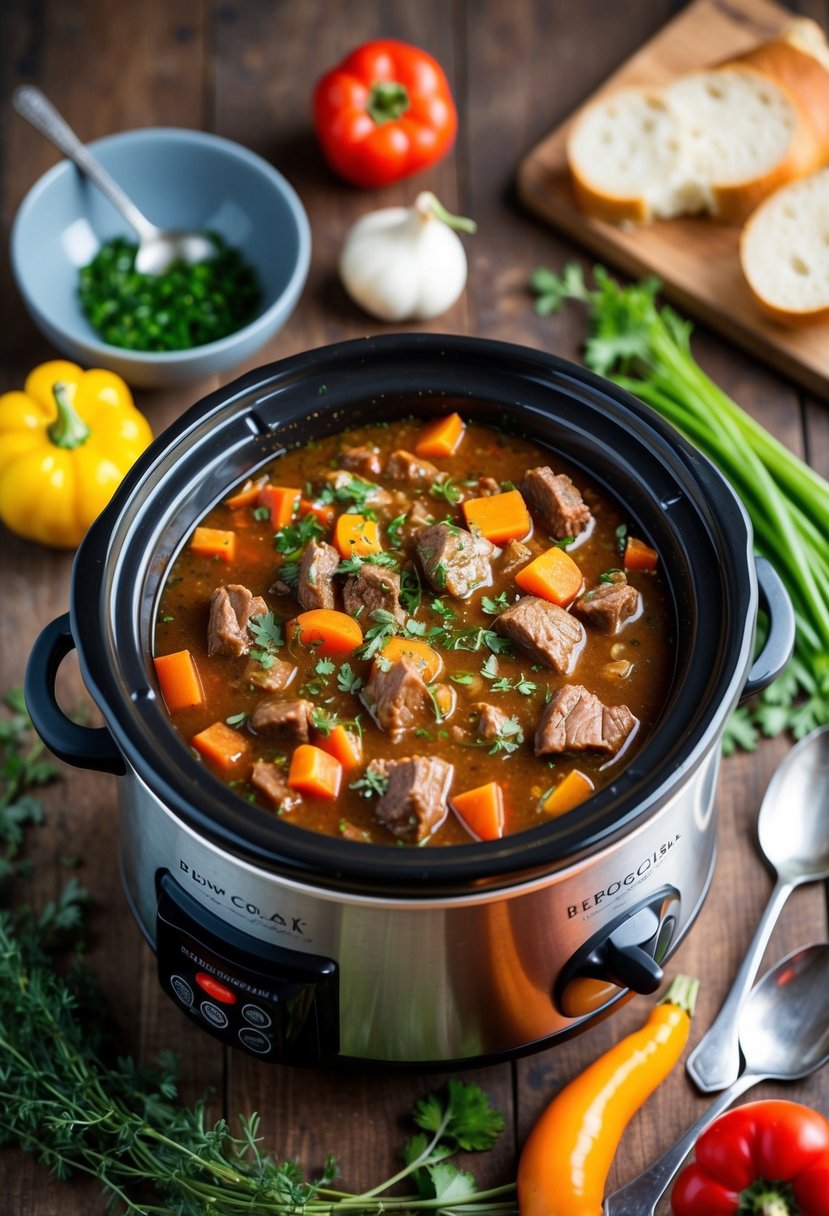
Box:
663;67;822;223
566;88;692;224
740;168;829;325
726;19;829;160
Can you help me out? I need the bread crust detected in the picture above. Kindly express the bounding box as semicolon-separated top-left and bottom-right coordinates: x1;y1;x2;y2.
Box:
725;31;829;160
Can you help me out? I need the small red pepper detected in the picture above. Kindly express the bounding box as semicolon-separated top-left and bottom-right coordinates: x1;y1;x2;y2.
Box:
312;40;457;188
671;1100;829;1216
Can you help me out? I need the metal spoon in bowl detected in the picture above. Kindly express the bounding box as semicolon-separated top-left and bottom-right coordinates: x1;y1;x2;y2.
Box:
603;942;829;1216
687;724;829;1093
13;85;214;275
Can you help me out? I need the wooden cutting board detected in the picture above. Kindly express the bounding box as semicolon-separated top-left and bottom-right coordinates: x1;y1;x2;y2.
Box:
517;0;829;398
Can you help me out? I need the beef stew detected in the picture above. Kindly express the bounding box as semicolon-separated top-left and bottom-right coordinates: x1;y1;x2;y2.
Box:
153;414;675;846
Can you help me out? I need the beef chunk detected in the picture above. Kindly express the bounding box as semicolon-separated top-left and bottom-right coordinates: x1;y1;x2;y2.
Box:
362;658;433;743
250;697;313;742
244;657;297;693
343;563;406;624
574;582;640;634
297;539;340;612
373;755;454;843
474;702;510;740
208;584;268;657
522;466;592;539
535;684;638;757
477;476;501;496
500;538;532;575
415;523;494;598
387;449;439;485
340;444;383;477
494;596;583;672
250;760;294;810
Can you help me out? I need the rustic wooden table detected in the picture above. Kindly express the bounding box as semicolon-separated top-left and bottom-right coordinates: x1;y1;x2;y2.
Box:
2;1;828;1212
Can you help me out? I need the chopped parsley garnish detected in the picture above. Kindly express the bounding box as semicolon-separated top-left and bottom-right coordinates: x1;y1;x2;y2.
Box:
336;552;399;576
599;568;624;583
481;654;499;680
430;597;455;620
491;675;537;696
337;662;363;694
485;716;524;755
615;524;629;554
248;612;285;669
481;592;510;615
429;475;464;505
450;672;475;686
357;608;401;660
556;536;575;549
225;712;248;728
252;505;270;521
349;767;389;798
274;513;324;561
386;513;407;547
300;656;336;697
404;619;428;638
400;568;423;616
433;562;447;590
319;473;381;513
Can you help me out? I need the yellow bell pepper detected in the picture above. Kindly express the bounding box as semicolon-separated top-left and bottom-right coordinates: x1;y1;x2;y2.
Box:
0;360;152;548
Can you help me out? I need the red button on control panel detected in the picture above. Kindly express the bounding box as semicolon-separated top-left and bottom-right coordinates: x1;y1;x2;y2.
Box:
195;971;238;1004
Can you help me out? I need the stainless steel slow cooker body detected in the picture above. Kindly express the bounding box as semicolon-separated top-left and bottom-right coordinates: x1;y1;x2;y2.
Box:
26;334;793;1067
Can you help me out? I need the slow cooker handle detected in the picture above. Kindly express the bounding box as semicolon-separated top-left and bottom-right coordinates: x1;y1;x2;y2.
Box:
25;613;126;775
740;556;795;703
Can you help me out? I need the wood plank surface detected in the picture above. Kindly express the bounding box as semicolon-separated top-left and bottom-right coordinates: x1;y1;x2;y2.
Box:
517;0;829;399
1;2;827;1214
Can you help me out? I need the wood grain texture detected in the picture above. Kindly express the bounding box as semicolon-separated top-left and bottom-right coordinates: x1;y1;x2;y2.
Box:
517;0;829;398
1;1;827;1213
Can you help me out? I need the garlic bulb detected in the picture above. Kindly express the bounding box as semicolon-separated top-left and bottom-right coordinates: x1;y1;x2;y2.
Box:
339;192;476;322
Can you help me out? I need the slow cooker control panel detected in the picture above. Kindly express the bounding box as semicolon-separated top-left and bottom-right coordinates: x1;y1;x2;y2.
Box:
555;886;680;1020
155;872;339;1063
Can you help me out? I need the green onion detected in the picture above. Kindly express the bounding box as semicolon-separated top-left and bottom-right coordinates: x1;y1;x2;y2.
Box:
531;264;829;744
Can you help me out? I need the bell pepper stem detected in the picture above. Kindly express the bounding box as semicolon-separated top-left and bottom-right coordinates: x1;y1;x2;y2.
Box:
741;1179;798;1215
47;383;91;450
367;80;410;125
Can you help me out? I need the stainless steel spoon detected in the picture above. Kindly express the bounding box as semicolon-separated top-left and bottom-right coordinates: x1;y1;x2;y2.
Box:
687;725;829;1093
13;85;214;275
604;942;829;1216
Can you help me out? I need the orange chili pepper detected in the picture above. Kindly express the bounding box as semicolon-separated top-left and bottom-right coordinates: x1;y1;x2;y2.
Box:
517;974;698;1216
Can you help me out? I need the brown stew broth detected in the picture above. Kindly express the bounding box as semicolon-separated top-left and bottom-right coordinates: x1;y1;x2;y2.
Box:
154;418;674;845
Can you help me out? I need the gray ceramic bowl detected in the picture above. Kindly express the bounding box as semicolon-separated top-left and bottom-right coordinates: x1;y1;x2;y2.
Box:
11;128;311;388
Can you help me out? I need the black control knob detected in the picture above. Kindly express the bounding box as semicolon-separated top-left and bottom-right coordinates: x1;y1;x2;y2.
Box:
555;886;680;1019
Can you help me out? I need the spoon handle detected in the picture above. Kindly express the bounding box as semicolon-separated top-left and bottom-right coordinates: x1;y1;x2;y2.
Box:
603;1072;759;1216
12;86;157;242
686;874;794;1092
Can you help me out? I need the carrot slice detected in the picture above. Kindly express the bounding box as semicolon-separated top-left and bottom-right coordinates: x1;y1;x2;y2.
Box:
381;637;443;681
452;782;505;841
414;412;466;458
190;526;236;563
225;475;268;509
257;484;301;529
624;536;659;571
191;721;250;772
318;724;363;770
515;545;583;606
290;609;363;656
463;489;531;545
153;649;205;712
288;743;343;799
543;770;594;818
333;512;382;557
300;497;336;528
432;682;456;719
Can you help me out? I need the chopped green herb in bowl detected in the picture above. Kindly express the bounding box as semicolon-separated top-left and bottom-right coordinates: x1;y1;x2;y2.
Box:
78;233;261;352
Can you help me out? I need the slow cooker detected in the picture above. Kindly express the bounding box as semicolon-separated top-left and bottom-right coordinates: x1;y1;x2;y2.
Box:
25;334;794;1068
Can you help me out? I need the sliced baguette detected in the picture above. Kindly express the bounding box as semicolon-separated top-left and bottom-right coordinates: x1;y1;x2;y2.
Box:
740;168;829;326
664;66;823;223
725;18;829;160
566;88;691;224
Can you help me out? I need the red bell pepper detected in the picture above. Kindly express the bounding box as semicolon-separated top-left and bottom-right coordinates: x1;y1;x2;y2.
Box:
671;1100;829;1216
312;40;457;188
